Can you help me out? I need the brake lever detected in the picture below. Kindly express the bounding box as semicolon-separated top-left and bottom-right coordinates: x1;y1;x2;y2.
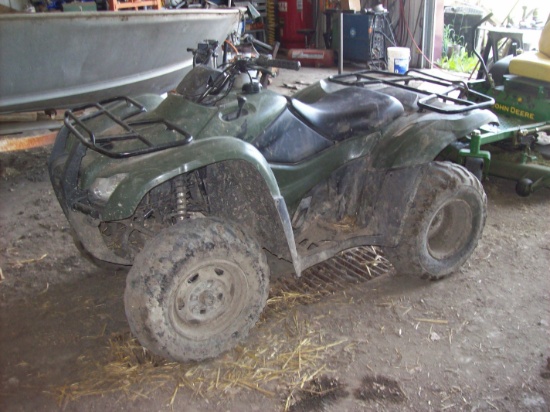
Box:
248;64;274;77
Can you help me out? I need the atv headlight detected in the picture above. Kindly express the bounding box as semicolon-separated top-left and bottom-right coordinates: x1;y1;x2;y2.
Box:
89;173;128;205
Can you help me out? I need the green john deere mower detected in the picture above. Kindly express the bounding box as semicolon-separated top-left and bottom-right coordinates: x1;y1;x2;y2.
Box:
458;19;550;196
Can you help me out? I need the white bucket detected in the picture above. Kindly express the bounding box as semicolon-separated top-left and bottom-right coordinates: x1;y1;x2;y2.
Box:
387;47;410;74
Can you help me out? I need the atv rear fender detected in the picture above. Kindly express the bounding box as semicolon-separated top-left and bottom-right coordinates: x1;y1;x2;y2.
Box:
293;79;499;170
371;109;499;169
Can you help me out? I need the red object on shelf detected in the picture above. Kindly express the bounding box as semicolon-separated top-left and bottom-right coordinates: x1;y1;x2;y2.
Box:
109;0;162;11
278;0;314;49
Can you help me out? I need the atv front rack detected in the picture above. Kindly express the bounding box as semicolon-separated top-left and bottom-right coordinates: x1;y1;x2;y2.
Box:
328;70;495;114
64;97;193;159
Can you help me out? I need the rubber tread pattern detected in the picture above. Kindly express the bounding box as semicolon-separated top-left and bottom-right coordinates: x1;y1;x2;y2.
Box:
384;161;487;280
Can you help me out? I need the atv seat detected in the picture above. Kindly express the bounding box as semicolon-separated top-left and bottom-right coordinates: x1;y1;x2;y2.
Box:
509;21;550;83
290;87;404;141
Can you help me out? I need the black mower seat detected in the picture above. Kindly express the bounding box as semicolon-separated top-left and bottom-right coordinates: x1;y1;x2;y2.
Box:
290;87;404;141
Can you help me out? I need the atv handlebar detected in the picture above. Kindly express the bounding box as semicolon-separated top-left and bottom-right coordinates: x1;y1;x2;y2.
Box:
193;54;300;105
255;56;301;71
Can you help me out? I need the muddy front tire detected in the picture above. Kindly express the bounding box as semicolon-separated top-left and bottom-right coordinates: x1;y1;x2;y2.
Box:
384;162;487;280
124;218;269;362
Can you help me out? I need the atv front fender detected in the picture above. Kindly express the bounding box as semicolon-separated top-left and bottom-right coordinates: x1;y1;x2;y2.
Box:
101;136;281;221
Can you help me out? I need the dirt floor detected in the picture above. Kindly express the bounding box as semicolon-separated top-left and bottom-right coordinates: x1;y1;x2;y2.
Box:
1;67;549;411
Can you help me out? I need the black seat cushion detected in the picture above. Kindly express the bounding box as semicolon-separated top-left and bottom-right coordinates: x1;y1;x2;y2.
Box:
290;87;404;141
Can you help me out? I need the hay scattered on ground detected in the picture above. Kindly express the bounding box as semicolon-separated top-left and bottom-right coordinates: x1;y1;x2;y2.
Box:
55;291;345;410
263;291;322;318
55;247;389;408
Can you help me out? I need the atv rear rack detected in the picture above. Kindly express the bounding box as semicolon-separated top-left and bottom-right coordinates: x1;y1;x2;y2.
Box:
328;70;495;114
64;96;193;159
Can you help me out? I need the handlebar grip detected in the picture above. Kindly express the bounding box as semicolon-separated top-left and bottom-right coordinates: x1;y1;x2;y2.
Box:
258;58;301;71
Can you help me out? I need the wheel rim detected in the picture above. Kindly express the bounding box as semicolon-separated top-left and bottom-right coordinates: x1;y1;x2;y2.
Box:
427;199;473;261
169;259;249;341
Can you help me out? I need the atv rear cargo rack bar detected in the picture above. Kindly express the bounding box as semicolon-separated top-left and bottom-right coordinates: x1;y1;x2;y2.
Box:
64;96;193;159
328;70;495;114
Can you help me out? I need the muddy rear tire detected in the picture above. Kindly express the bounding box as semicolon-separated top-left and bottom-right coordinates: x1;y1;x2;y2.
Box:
384;161;487;280
124;218;269;362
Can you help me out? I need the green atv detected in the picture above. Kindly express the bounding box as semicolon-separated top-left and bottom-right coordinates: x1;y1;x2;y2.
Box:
49;56;495;362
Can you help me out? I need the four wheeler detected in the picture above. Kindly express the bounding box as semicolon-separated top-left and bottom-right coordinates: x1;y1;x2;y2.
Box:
455;19;550;196
49;53;495;362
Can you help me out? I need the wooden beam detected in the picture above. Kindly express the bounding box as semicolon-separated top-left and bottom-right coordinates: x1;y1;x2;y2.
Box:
0;132;57;152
